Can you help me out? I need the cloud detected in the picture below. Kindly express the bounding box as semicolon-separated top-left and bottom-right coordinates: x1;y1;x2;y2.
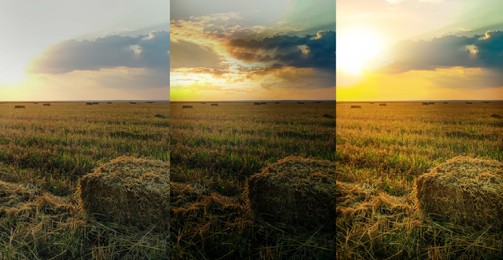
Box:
31;31;169;74
170;40;222;68
386;31;503;74
170;13;335;93
228;31;335;71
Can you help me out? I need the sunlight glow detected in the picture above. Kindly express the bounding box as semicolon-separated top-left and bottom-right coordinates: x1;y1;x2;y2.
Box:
337;28;386;75
0;58;27;86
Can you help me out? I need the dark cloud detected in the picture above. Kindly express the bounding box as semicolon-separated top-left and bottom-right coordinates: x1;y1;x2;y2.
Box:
228;31;335;71
31;31;169;74
386;31;503;73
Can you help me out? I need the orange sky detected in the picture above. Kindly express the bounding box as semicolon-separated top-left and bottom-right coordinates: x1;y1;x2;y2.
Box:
337;0;503;101
170;1;335;101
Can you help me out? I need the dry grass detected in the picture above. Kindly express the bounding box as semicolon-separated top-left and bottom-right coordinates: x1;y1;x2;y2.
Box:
79;156;170;230
336;102;503;259
415;156;503;230
247;156;335;232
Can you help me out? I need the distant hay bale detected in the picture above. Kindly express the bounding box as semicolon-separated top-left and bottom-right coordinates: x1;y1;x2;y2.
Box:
155;114;167;118
79;157;170;230
465;102;473;104
379;103;387;106
182;105;193;109
43;103;51;106
107;102;112;104
86;102;93;105
14;105;25;109
247;156;335;231
129;102;137;104
297;102;305;104
254;102;261;105
211;103;219;106
490;114;502;118
422;102;429;105
322;114;335;118
443;102;448;104
351;105;361;109
414;157;503;230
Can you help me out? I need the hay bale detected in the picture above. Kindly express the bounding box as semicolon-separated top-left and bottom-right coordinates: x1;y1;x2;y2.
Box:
86;102;93;105
414;157;503;230
351;105;361;109
182;105;193;109
379;103;387;106
422;102;429;105
246;156;335;231
14;105;25;109
253;102;261;105
211;103;219;106
322;114;335;118
43;103;51;106
129;102;137;104
79;157;170;230
466;101;472;104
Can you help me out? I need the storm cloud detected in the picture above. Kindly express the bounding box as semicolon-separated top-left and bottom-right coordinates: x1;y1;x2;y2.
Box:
228;31;335;71
387;31;503;73
31;31;169;74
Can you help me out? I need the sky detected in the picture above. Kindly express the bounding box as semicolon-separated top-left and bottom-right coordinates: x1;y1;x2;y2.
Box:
0;0;169;101
170;0;335;101
337;0;503;101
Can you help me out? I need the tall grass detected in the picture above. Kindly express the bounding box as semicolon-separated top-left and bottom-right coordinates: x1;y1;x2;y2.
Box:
0;102;170;259
336;101;503;259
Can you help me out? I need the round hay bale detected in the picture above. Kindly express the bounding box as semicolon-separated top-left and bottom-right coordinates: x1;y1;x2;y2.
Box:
414;156;503;230
246;156;335;231
79;157;170;230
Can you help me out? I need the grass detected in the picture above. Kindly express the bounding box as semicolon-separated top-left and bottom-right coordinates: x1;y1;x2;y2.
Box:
0;101;170;259
0;101;336;259
170;101;336;259
336;101;503;259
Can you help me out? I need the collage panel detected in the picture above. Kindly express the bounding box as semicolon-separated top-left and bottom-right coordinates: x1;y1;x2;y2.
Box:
336;1;503;259
0;1;170;258
170;0;335;258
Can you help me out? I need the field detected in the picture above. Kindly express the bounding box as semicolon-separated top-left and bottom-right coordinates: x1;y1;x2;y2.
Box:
4;100;498;258
0;101;170;259
336;101;503;259
0;101;336;259
170;101;336;259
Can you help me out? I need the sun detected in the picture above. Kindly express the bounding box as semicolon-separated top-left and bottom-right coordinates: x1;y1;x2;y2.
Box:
337;28;386;75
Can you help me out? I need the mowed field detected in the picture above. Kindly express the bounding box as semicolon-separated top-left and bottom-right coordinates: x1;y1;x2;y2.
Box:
0;101;170;258
170;101;336;259
0;102;169;195
0;101;336;259
336;101;503;259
